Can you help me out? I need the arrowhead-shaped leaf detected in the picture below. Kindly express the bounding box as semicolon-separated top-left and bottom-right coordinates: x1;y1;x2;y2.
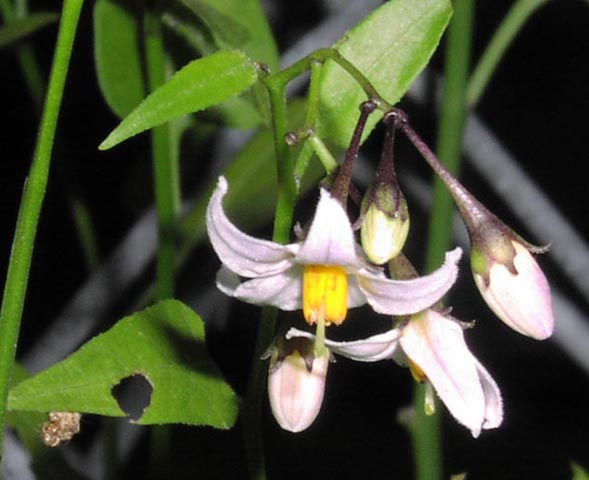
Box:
318;0;452;148
8;300;239;429
99;49;258;149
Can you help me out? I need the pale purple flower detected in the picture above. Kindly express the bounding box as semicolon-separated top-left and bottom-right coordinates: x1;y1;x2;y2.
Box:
266;341;330;433
287;309;503;438
472;240;554;340
206;176;462;324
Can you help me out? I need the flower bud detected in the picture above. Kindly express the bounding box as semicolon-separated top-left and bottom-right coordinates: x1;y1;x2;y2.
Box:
361;182;410;264
471;238;554;340
266;337;329;432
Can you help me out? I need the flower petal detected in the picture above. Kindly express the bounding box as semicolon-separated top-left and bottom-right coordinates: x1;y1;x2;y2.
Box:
347;275;368;309
473;358;503;430
216;265;303;310
206;176;295;277
268;348;329;432
286;328;401;362
399;310;488;437
359;248;462;315
475;241;554;340
296;189;358;267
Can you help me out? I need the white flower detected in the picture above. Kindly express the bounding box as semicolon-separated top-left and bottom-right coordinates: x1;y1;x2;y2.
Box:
287;309;503;438
206;176;462;325
472;240;554;340
266;341;329;433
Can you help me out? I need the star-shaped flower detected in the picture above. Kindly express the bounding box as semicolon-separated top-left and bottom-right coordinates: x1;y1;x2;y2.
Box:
206;176;462;325
287;309;503;437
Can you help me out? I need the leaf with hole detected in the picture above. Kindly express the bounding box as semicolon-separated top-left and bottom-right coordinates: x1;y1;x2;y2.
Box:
8;300;239;429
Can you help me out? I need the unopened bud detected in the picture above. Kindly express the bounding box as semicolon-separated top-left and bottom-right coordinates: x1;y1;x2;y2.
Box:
471;238;554;340
361;182;409;264
266;338;329;432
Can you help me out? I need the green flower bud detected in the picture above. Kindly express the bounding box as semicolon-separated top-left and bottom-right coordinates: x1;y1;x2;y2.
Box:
361;182;410;264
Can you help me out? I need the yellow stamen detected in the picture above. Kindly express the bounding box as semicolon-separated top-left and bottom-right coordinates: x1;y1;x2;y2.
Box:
408;358;427;383
303;265;348;325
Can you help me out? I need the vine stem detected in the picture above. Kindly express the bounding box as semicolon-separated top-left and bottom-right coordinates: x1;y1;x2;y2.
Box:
416;1;474;480
0;0;84;463
143;6;179;478
144;7;180;301
241;46;395;479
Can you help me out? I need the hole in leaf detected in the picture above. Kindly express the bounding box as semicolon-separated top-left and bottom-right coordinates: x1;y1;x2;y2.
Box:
111;374;153;421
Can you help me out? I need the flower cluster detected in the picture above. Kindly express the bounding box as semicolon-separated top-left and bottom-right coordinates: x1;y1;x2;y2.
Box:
205;105;554;437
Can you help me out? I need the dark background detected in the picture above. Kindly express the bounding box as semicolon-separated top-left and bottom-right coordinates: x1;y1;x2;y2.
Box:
1;1;588;479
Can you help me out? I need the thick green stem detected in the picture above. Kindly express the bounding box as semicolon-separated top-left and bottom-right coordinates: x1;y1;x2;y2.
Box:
417;1;474;480
242;47;388;479
144;7;179;478
265;80;297;243
144;8;180;301
243;307;278;480
466;0;550;108
0;0;83;464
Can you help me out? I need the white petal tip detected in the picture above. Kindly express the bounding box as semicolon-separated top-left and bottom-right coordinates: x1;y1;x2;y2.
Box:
217;175;228;192
447;247;463;264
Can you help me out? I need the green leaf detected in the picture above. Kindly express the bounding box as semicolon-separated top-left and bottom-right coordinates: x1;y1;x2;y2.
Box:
178;99;322;253
93;0;145;118
8;300;239;429
179;0;279;71
179;0;248;47
0;12;58;48
99;49;258;149
572;463;589;480
204;95;262;129
5;363;46;454
318;0;452;148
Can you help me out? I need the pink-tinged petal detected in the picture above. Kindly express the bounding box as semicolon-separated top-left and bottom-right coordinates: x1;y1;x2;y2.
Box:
216;265;302;310
400;310;488;438
268;349;329;432
473;358;503;430
206;176;295;277
287;328;402;362
296;189;358;267
474;242;554;340
347;275;368;309
359;248;462;315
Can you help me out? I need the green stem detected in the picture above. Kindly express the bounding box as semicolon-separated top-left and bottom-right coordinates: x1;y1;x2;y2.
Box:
242;45;396;480
242;65;298;480
305;133;338;174
144;7;178;477
144;8;180;301
292;61;328;180
417;1;474;480
0;0;83;464
271;48;391;115
243;306;278;480
263;80;297;244
466;0;550;108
